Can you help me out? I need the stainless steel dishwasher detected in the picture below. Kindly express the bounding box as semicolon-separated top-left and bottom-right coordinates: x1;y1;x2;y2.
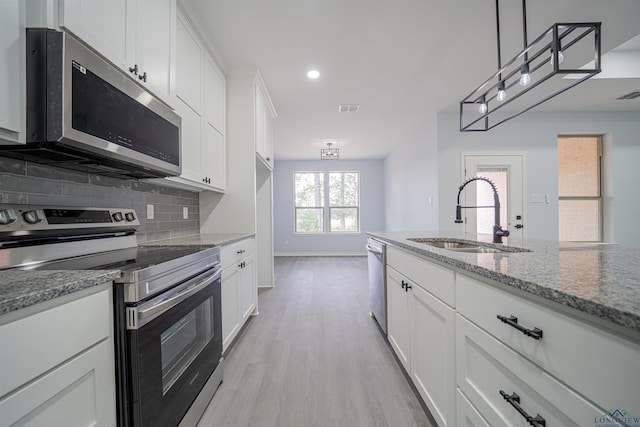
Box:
366;238;387;335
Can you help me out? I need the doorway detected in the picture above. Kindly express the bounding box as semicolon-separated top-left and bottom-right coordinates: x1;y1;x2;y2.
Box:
461;153;526;239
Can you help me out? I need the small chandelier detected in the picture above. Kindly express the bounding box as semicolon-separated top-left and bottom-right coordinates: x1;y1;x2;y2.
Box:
460;0;601;131
321;142;339;160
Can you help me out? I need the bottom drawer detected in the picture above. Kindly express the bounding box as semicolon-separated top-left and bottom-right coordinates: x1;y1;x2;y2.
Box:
0;339;116;427
456;315;616;427
456;388;490;427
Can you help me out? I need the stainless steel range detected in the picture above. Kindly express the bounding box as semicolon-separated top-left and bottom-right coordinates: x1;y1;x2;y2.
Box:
0;204;223;427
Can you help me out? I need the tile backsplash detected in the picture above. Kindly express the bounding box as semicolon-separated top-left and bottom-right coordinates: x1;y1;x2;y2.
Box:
0;157;200;243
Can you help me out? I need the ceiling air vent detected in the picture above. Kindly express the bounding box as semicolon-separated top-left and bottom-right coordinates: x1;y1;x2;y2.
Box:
617;91;640;100
338;104;360;112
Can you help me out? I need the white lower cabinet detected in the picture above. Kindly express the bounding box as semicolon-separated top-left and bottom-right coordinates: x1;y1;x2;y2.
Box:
221;238;257;352
0;287;116;427
385;244;640;427
386;247;455;427
456;389;490;427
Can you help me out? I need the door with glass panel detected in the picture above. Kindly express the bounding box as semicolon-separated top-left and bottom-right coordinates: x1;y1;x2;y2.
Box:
462;154;526;239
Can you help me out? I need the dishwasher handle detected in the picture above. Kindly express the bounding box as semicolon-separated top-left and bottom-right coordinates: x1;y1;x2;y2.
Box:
366;244;383;255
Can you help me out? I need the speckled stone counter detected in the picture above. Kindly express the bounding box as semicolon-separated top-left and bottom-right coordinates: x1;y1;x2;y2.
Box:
141;233;255;248
0;270;121;316
367;231;640;334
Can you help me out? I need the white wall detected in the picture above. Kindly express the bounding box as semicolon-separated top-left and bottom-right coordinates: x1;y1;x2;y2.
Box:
437;111;640;248
273;159;386;255
383;117;440;231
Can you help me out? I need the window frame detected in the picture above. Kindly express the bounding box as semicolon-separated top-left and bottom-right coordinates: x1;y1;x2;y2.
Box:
293;170;361;234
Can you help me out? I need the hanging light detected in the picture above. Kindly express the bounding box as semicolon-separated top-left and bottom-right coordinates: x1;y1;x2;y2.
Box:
478;96;488;113
519;64;532;86
497;81;507;101
550;47;565;66
459;0;601;132
320;142;339;160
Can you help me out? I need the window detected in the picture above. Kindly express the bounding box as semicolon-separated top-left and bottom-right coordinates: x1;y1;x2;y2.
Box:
558;136;602;242
294;171;359;233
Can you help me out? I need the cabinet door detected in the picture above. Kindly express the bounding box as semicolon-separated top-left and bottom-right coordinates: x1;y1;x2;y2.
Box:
173;99;202;184
0;339;116;427
411;284;455;427
237;254;256;322
221;266;240;352
386;267;411;373
134;0;175;101
254;85;266;158
0;0;22;143
202;123;226;190
204;57;225;134
59;0;132;70
175;13;202;112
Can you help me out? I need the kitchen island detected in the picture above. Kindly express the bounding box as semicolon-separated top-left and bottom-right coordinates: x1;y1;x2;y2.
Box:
368;231;640;427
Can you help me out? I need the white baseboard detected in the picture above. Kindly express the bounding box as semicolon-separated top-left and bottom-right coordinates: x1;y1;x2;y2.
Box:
274;252;367;257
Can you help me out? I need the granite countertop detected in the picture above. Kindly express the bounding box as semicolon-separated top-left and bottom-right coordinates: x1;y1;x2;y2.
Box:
367;231;640;334
141;233;255;248
1;233;255;317
0;270;121;316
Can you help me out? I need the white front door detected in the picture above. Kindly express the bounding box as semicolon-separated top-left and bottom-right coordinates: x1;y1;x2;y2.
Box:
462;153;526;239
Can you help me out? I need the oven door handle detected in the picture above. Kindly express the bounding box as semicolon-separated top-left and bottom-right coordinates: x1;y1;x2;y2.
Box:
128;268;221;329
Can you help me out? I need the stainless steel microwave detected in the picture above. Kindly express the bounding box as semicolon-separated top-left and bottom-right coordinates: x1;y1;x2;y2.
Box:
0;29;181;179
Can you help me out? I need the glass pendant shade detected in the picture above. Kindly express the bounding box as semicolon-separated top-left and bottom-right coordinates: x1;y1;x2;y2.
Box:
550;49;565;66
478;96;488;113
497;82;507;101
519;64;531;86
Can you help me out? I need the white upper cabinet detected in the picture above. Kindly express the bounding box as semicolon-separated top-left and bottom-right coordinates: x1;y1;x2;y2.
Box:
204;56;225;134
0;0;24;144
161;9;226;192
255;79;275;169
59;0;175;104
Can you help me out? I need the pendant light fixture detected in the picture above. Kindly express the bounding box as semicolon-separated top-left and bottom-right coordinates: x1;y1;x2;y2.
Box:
321;142;339;160
459;0;601;132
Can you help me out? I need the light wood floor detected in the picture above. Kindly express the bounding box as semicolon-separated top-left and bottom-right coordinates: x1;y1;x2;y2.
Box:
197;256;434;427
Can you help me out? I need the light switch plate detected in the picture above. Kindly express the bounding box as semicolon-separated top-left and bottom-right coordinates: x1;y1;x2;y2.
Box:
146;204;154;219
530;194;544;203
183;206;188;219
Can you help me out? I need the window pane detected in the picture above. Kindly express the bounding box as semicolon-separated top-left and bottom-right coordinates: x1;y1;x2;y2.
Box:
559;199;600;241
295;208;323;233
294;173;324;207
475;169;508;235
329;172;359;206
330;208;358;232
558;137;600;197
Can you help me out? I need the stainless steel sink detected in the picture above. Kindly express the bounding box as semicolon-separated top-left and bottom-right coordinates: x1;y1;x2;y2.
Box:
407;238;530;254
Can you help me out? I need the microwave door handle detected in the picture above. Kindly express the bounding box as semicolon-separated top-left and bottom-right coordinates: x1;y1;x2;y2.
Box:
135;269;220;326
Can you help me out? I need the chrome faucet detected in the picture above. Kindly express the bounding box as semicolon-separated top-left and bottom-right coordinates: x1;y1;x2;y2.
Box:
455;176;510;243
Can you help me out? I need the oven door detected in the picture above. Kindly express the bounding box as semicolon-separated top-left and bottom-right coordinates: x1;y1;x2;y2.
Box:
124;267;222;427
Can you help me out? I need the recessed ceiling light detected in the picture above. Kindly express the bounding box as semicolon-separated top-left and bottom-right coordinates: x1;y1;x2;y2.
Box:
307;70;320;79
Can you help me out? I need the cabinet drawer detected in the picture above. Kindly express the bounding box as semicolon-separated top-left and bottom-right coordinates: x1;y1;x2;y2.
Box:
387;246;455;306
456;389;490;427
0;339;116;427
456;274;640;412
456;315;608;427
0;288;111;397
221;238;255;270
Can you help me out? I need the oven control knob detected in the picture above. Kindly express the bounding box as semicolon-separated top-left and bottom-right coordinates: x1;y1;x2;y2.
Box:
23;209;45;224
112;212;124;222
0;209;17;225
125;212;136;222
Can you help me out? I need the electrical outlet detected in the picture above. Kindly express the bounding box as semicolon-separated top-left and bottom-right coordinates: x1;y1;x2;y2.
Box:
146;204;154;220
183;207;188;219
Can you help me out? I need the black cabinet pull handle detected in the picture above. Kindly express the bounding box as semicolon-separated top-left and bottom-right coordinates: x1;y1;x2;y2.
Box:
129;64;138;75
138;71;147;82
497;314;543;340
405;283;412;291
401;280;407;290
237;249;245;254
499;391;546;427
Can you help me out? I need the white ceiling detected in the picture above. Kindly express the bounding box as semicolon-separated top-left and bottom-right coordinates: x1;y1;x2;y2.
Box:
184;0;640;160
